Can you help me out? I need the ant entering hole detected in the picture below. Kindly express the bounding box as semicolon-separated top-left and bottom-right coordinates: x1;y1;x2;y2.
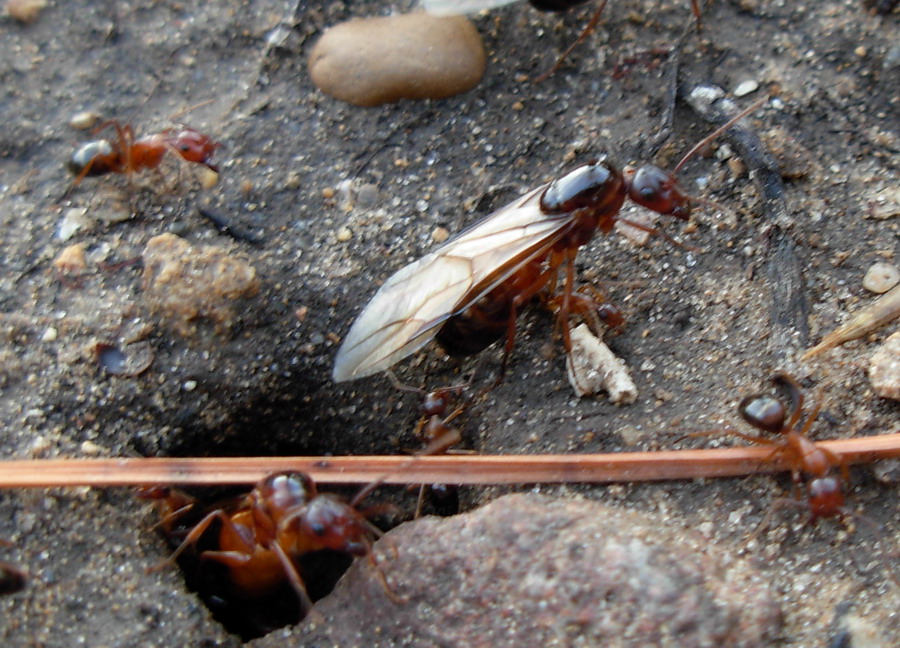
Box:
140;474;403;641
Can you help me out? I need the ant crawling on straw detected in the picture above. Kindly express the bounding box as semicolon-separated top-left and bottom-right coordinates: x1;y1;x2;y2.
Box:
139;471;402;637
716;373;899;585
727;372;850;522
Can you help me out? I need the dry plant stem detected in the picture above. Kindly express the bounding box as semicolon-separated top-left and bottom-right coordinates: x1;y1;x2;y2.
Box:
1;433;899;488
803;283;900;359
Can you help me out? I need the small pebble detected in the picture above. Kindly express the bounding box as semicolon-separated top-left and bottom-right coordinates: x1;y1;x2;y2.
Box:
7;0;46;23
308;13;486;107
733;79;759;97
431;226;450;243
869;332;900;400
199;167;219;190
41;327;58;343
69;111;101;131
57;208;91;241
336;226;353;242
79;440;104;455
53;243;87;274
862;262;900;293
183;380;198;392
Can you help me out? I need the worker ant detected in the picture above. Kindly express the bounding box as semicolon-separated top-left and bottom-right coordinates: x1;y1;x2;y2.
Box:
333;98;764;384
717;373;899;586
727;373;850;522
140;471;401;639
68;119;219;184
398;381;469;517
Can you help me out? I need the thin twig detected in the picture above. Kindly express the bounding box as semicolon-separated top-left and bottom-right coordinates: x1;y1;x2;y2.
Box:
1;433;899;488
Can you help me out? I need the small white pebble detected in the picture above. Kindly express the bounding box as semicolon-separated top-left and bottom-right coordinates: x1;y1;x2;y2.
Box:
80;440;104;455
41;327;58;342
336;226;353;242
862;262;900;294
431;226;450;243
183;380;198;392
69;111;101;130
733;79;759;97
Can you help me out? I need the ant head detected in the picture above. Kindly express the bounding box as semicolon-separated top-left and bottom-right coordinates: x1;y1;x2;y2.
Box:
291;495;369;556
807;475;844;521
622;164;691;220
422;390;451;418
164;128;219;168
739;394;786;433
254;472;316;522
596;303;624;328
540;157;626;216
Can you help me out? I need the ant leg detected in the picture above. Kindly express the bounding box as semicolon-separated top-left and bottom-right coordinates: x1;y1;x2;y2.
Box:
148;509;230;570
270;540;318;618
363;542;407;604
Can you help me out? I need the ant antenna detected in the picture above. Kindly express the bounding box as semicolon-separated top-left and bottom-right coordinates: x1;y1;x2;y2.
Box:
673;96;768;176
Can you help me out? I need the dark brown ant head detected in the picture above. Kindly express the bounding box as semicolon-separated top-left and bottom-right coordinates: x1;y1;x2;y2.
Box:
163;128;220;170
253;472;316;523
596;303;624;329
68;139;114;176
422;390;452;418
807;475;844;521
739;394;786;434
622;164;691;220
291;495;370;556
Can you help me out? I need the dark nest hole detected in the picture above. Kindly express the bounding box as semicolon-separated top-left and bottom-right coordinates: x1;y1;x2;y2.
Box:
141;374;464;641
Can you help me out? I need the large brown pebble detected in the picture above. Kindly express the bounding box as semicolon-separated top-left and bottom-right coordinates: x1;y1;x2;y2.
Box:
308;13;486;107
252;494;782;648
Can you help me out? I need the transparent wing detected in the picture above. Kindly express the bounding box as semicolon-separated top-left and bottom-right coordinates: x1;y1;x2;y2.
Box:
421;0;521;16
332;184;573;381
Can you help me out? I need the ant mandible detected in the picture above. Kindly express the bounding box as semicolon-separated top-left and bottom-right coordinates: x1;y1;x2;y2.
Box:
140;471;401;618
68;119;219;183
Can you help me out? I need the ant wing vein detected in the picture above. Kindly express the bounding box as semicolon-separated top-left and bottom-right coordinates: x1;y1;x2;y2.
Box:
332;185;572;381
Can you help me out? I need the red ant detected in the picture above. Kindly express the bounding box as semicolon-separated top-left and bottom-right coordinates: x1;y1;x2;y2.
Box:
721;373;899;586
409;384;469;517
333;98;764;383
728;372;850;522
68;120;219;183
139;472;401;627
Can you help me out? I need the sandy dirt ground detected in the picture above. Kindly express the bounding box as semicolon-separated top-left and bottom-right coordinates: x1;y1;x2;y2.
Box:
0;0;898;646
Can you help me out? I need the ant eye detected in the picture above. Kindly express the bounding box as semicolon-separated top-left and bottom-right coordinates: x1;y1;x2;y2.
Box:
311;523;326;536
739;395;785;433
639;186;658;200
